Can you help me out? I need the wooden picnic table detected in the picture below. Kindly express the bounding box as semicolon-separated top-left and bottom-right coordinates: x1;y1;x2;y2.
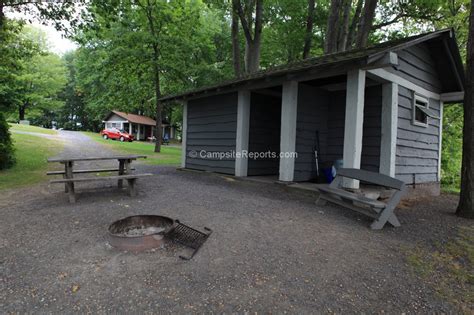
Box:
47;155;150;203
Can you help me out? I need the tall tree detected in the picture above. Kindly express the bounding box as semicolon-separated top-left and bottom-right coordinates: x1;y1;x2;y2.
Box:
337;0;352;51
231;0;242;76
355;0;378;48
135;0;165;153
457;0;474;218
324;0;341;54
233;0;263;74
302;0;316;59
17;51;67;121
346;0;363;50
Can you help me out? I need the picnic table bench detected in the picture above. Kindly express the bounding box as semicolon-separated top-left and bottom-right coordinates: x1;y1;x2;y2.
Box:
47;155;152;203
315;168;407;230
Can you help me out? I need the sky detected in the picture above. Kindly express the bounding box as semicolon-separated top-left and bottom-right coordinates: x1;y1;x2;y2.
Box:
5;10;77;55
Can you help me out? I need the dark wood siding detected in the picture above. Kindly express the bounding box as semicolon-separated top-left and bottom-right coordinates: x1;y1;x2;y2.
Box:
325;86;382;174
294;84;382;181
294;84;329;181
361;85;382;172
248;93;281;176
388;43;442;93
185;92;238;174
395;86;440;183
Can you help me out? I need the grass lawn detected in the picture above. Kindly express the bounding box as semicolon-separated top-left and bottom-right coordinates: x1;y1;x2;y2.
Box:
9;123;58;135
0;132;63;190
82;131;182;166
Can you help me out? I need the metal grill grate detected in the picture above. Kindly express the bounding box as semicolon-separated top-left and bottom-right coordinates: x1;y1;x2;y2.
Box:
166;221;212;260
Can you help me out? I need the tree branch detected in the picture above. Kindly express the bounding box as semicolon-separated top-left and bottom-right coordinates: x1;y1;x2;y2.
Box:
253;0;263;42
233;0;253;43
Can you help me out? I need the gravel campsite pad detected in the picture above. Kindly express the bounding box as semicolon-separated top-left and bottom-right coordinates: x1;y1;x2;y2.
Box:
0;132;471;313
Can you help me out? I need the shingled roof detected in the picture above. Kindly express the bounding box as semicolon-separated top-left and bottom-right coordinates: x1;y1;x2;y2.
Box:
110;111;156;126
160;29;463;103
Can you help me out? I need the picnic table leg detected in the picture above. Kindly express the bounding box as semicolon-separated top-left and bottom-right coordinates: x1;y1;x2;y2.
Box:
63;174;68;192
63;162;70;192
127;178;137;197
67;182;76;203
65;161;76;203
118;160;125;188
125;159;132;174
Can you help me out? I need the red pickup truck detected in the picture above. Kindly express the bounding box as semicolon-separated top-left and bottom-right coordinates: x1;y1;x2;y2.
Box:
100;128;134;142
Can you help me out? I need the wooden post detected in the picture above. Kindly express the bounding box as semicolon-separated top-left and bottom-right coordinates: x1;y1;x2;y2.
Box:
279;81;298;182
380;83;398;177
118;160;125;188
128;178;137;197
181;101;188;168
65;161;75;203
235;90;251;177
438;101;444;181
343;69;366;189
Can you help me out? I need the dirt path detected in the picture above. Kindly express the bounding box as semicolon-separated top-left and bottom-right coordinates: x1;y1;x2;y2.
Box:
53;131;119;168
0;132;469;313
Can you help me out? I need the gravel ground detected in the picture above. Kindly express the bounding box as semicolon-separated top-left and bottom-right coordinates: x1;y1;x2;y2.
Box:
0;131;469;313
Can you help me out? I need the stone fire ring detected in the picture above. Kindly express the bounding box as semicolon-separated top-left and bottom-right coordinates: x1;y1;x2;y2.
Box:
108;215;176;252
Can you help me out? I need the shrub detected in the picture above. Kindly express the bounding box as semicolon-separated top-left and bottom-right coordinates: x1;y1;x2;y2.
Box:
0;113;16;169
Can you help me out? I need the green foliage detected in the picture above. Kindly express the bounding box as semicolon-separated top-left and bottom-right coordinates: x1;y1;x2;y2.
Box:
441;105;464;193
18;50;68;124
0;22;67;126
0;113;15;170
57;51;87;130
72;0;232;129
0;20;40;112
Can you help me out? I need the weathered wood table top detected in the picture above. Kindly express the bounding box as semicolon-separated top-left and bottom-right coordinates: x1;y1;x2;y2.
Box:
47;155;147;163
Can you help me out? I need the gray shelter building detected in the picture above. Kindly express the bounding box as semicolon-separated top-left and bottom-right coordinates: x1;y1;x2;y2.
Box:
160;29;464;193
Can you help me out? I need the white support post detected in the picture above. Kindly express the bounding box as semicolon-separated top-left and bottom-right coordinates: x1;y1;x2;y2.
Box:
343;69;366;189
137;124;141;141
235;90;251;177
279;81;298;182
438;101;444;181
181;101;188;168
129;122;132;135
379;83;398;177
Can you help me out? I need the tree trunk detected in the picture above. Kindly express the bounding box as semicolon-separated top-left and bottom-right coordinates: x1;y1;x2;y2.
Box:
324;0;341;54
355;0;378;49
231;2;241;77
0;1;4;30
233;0;262;74
245;39;260;74
337;0;351;52
19;104;25;121
346;0;363;50
457;0;474;218
152;45;162;153
302;0;315;59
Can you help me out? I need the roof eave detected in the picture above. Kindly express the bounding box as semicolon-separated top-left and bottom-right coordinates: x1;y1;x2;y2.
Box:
160;57;369;103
